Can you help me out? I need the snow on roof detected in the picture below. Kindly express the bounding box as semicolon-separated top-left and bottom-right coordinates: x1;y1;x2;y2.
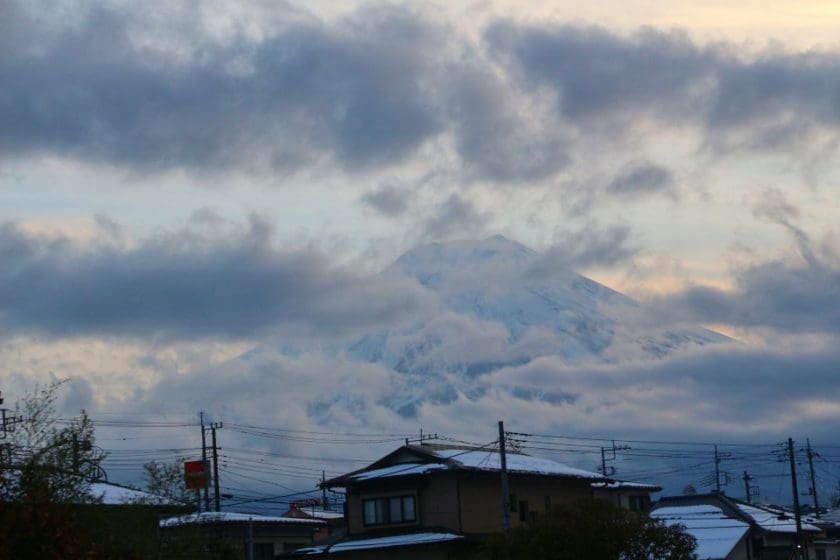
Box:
297;508;344;520
429;448;605;479
592;481;661;491
347;462;449;481
735;503;821;533
90;482;173;505
651;505;749;560
161;511;326;528
296;531;463;554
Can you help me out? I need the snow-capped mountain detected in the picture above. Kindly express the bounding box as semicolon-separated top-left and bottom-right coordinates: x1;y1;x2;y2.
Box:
241;236;728;419
346;235;725;375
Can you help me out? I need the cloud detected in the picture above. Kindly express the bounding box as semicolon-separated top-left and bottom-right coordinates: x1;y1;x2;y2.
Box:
486;23;716;123
4;1;840;192
646;217;840;334
360;185;413;217
529;224;638;273
607;161;676;199
487;21;840;156
422;194;491;240
0;2;449;173
0;216;435;341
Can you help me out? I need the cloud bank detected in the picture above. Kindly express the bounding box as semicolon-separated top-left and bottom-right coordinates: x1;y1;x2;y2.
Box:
4;1;840;190
0;216;434;340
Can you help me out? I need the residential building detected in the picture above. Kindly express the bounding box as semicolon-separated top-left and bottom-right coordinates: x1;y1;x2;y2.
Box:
651;504;751;560
592;480;662;512
160;511;326;559
294;443;608;558
283;498;346;541
653;493;825;560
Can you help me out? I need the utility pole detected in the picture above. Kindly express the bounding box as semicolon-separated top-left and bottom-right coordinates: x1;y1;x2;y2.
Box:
743;471;754;504
806;439;820;518
322;471;329;510
713;445;731;494
499;421;511;531
200;412;210;513
788;438;805;560
247;517;254;560
210;422;223;512
600;441;629;477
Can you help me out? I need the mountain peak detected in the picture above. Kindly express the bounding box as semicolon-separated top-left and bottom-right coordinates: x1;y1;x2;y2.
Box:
388;235;536;281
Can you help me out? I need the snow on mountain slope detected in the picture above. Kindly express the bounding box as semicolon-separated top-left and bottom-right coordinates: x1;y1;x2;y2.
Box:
243;235;729;419
346;235;725;377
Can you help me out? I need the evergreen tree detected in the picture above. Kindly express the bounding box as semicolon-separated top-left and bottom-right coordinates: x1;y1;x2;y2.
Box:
469;499;697;560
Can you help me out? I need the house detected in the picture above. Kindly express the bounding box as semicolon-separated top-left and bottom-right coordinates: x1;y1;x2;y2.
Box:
591;480;662;512
651;504;751;560
653;493;824;560
160;511;327;559
282;498;346;541
294;443;608;558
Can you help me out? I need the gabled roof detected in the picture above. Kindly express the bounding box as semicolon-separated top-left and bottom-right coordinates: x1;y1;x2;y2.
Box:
651;505;749;560
322;444;607;488
592;481;662;492
160;511;326;528
654;493;822;535
285;506;345;521
294;529;464;555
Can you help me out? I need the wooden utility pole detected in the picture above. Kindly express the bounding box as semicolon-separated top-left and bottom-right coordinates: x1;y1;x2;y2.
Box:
806;439;820;518
788;438;805;560
499;421;511;531
211;422;223;512
743;471;754;504
200;411;210;513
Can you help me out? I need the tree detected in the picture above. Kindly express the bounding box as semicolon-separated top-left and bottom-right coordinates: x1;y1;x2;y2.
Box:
468;498;697;560
140;459;194;506
0;380;107;558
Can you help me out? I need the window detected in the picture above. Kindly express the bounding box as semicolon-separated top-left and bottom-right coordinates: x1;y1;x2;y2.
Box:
628;495;651;512
254;543;274;560
510;494;518;512
518;500;529;522
362;495;417;526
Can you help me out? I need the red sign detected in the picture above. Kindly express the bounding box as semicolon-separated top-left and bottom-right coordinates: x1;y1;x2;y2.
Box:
184;460;210;490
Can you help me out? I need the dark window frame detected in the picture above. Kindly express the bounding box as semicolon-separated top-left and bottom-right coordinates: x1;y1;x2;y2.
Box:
518;500;529;522
362;495;417;526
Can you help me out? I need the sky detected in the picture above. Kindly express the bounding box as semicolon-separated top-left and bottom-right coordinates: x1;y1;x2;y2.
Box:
2;0;840;508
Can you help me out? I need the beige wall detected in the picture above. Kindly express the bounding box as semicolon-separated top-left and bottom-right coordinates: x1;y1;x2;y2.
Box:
591;489;654;511
345;472;593;536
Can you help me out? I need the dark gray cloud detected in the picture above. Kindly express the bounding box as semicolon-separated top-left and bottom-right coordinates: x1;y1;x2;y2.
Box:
360;185;413;217
529;224;638;273
0;3;448;173
445;65;570;182
486;21;840;154
0;217;435;340
656;257;840;334
6;3;840;187
0;1;572;183
607;161;676;198
422;194;490;239
486;23;717;122
648;217;840;334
